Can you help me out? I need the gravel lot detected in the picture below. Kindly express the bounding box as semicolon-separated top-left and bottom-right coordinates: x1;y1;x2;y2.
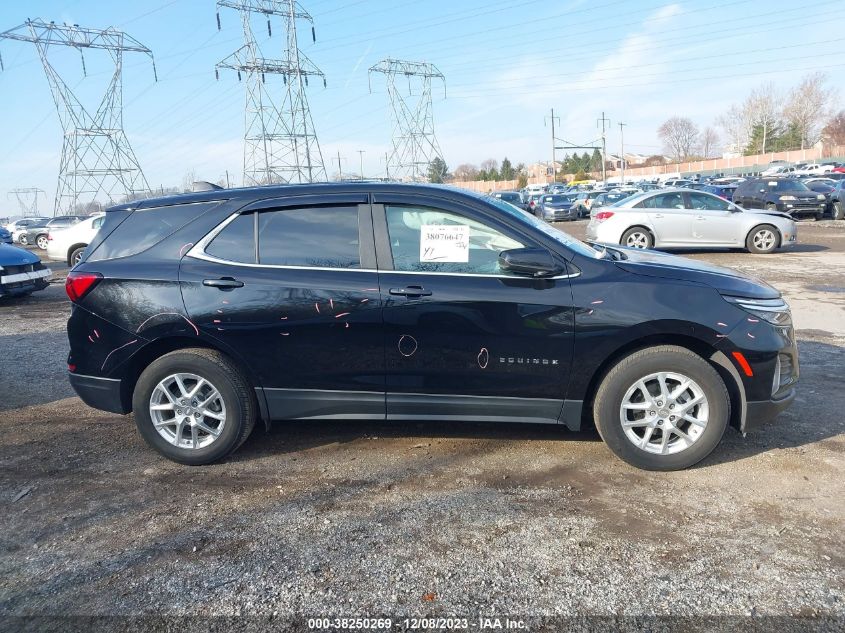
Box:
1;222;844;626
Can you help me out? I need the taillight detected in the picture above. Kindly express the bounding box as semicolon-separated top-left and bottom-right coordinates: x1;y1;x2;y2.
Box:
65;271;102;302
47;234;53;241
594;211;615;221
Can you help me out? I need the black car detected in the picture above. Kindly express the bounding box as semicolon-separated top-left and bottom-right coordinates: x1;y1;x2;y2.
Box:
489;190;526;210
732;178;826;220
66;183;798;471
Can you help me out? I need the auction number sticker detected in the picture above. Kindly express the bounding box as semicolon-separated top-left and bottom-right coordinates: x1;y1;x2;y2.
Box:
420;224;470;263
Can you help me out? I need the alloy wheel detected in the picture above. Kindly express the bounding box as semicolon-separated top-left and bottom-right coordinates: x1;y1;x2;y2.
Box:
36;236;48;249
619;371;709;455
149;373;226;449
752;229;776;251
625;231;649;248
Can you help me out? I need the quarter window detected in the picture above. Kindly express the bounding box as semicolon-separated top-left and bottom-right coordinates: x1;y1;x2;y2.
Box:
257;206;360;268
385;205;525;275
206;213;255;263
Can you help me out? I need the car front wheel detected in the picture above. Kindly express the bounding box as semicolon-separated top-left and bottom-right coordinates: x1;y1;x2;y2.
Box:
593;345;730;471
133;348;257;465
834;201;844;221
18;234;28;245
746;224;779;254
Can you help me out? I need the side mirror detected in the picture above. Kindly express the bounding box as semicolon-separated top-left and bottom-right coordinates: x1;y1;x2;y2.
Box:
498;248;562;277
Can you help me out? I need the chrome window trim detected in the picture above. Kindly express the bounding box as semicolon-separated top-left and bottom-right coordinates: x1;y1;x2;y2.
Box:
188;212;579;280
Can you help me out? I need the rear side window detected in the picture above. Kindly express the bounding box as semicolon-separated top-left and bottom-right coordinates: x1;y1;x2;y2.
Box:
206;213;255;263
87;202;218;262
258;206;360;268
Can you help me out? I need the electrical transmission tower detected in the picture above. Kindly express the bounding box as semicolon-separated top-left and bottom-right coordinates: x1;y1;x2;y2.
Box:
0;19;155;214
369;59;445;182
7;188;47;217
216;0;327;185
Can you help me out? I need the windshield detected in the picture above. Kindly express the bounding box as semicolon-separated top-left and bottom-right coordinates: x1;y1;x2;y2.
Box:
766;179;810;192
485;196;602;258
542;195;567;203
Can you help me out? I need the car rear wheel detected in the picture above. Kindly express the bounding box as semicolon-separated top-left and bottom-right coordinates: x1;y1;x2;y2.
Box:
18;234;28;245
133;348;257;465
834;201;844;221
69;246;86;267
592;345;729;471
621;227;653;249
746;224;779;254
36;234;49;250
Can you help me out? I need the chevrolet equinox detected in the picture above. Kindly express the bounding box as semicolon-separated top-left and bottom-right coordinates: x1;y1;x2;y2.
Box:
66;183;798;470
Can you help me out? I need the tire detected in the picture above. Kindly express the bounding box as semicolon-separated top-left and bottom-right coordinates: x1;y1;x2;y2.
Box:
621;226;653;249
18;234;28;245
834;201;844;221
69;246;86;267
592;345;730;471
765;203;777;212
745;224;779;254
132;348;257;465
36;234;48;250
815;213;824;222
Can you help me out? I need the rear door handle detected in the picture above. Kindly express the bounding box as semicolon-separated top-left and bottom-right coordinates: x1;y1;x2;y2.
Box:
203;277;244;289
653;213;664;218
695;215;706;220
389;285;432;297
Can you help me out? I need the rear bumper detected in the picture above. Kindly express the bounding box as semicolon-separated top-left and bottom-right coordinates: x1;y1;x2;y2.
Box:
69;372;128;414
744;387;796;432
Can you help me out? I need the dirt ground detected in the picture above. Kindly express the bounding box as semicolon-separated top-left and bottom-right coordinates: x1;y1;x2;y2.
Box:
1;221;844;624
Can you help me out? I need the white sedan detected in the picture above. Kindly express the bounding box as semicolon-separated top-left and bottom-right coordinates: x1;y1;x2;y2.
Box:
585;189;797;254
45;214;104;266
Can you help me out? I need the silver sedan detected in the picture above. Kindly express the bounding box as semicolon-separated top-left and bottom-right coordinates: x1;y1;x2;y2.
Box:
585;189;798;254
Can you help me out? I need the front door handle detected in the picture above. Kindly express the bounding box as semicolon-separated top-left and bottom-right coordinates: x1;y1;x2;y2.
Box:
203;277;244;289
389;285;432;297
695;215;706;220
653;213;664;218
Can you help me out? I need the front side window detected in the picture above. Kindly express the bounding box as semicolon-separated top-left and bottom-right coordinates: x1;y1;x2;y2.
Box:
688;192;730;211
258;206;360;268
385;205;524;275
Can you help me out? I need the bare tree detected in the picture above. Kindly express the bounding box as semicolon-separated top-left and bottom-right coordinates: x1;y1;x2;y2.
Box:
657;117;700;162
480;158;499;173
717;103;753;154
821;110;845;147
700;127;720;158
452;163;479;181
744;82;780;154
181;169;197;193
783;72;837;149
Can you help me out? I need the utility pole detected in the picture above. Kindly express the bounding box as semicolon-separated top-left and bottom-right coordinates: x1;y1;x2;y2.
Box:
369;59;445;182
0;20;155;214
545;108;560;183
357;150;365;180
618;122;627;185
333;151;346;181
597;112;611;185
7;188;46;217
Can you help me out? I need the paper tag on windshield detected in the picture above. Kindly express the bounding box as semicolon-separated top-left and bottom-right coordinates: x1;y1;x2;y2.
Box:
420;224;469;262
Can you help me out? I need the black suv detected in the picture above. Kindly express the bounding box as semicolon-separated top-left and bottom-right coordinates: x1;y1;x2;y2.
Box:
66;184;798;471
733;178;826;220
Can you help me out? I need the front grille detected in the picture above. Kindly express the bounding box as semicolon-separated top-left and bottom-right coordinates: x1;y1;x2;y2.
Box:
1;263;39;275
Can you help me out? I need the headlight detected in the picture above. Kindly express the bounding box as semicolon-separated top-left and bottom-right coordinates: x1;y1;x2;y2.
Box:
723;296;792;325
779;195;796;201
817;194;826;200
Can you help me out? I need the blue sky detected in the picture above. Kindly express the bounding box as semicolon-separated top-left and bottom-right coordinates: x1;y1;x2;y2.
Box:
0;0;843;209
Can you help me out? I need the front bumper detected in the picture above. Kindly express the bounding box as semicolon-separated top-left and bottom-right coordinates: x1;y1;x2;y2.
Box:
777;202;824;215
744;388;796;432
69;372;128;414
0;266;51;296
543;207;578;221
